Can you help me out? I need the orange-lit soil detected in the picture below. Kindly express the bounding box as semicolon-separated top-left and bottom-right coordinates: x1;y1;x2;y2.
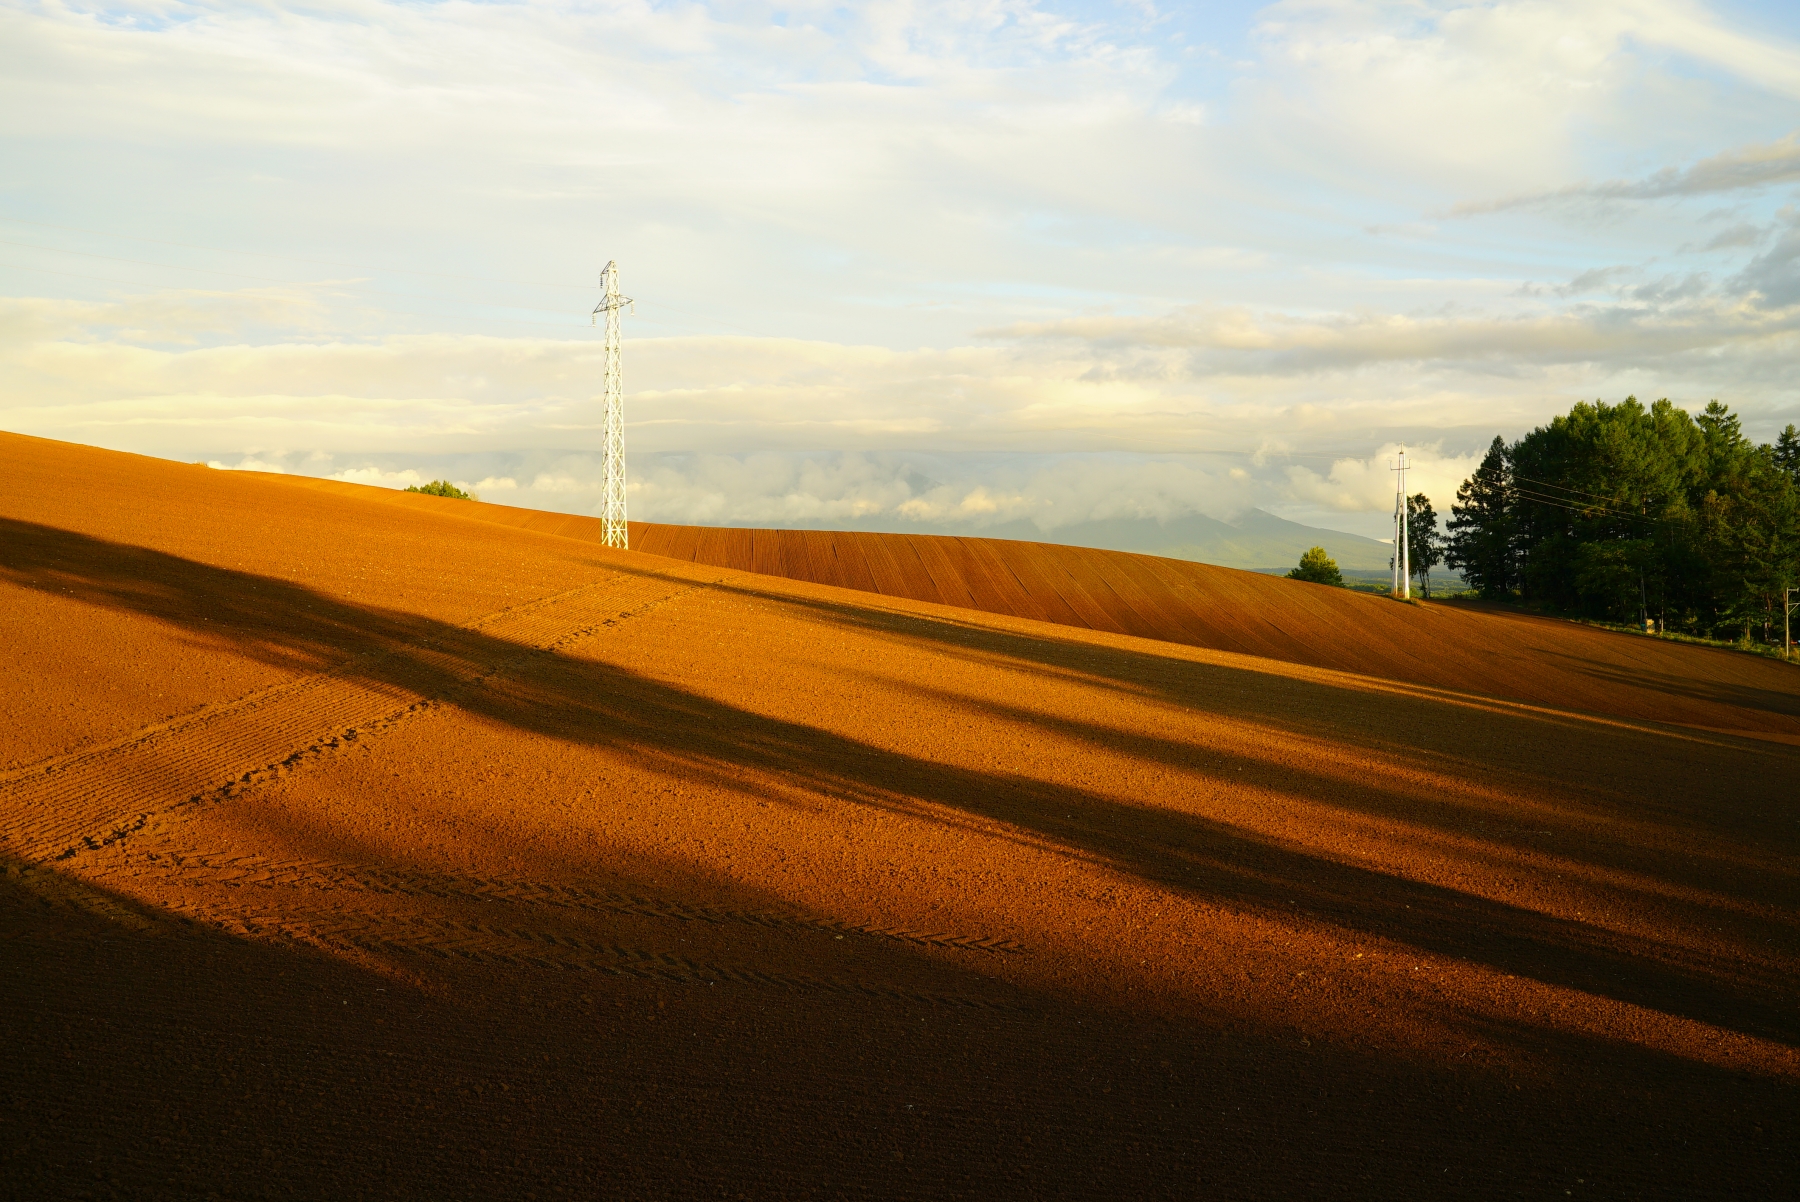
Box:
4;431;1796;1200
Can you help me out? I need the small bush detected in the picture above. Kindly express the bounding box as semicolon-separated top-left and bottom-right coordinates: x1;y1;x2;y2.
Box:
406;480;474;500
1287;546;1343;587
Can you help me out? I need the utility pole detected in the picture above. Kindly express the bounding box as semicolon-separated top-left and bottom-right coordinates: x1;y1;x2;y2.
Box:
592;260;634;550
1787;586;1796;662
1391;447;1410;599
1391;459;1400;597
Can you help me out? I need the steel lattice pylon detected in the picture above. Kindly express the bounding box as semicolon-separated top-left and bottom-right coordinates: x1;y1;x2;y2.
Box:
592;260;633;550
1391;446;1410;599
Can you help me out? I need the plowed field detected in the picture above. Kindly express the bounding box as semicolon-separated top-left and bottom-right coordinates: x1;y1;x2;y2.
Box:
3;431;1797;1200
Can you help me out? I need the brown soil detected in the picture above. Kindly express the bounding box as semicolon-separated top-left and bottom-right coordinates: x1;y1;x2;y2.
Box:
631;523;1800;743
271;487;1800;742
3;431;1796;1200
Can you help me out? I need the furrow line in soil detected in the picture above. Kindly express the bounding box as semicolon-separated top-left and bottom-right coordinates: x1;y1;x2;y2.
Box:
103;846;1030;956
0;577;703;860
150;902;1028;1011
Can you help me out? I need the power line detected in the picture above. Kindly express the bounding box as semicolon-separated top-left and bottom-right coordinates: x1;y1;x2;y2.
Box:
1511;471;1647;506
0;240;1576;471
0;257;768;339
0;214;592;290
1510;485;1657;524
0;221;1649;474
0;235;364;286
1185;446;1430;462
0;265;1438;457
1512;485;1640;518
0;259;606;332
0;215;777;336
0;236;601;317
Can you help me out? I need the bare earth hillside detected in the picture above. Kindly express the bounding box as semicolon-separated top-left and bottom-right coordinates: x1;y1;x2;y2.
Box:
4;431;1797;1200
632;522;1800;742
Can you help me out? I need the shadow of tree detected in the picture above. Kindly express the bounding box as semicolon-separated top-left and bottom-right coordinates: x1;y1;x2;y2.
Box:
5;518;1796;1051
1537;645;1800;722
10;839;1796;1200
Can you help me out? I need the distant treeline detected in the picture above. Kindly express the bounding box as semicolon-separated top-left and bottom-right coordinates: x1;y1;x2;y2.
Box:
1444;397;1800;642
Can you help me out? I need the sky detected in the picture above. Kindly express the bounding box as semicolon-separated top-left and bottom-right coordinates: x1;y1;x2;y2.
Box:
4;0;1800;539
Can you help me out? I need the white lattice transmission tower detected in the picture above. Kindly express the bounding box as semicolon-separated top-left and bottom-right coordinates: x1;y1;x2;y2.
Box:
591;260;633;549
1391;445;1411;599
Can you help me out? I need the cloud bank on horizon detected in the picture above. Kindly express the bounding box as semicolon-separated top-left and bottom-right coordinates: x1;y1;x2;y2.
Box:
3;0;1798;538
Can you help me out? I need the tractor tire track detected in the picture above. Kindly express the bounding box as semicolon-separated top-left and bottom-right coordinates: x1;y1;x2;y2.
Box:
23;886;1029;1012
116;849;1028;956
0;572;702;861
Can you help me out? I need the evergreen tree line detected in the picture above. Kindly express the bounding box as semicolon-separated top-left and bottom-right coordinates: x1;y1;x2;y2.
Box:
1442;397;1800;642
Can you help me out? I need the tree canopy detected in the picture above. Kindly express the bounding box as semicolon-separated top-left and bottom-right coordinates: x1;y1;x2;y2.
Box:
1405;493;1443;597
406;480;474;500
1445;398;1800;645
1446;436;1514;599
1287;546;1343;587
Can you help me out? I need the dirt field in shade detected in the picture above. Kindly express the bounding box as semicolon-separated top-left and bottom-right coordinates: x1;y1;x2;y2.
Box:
3;431;1797;1200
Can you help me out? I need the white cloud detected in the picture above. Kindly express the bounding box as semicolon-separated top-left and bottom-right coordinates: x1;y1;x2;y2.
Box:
4;280;1797;503
990;296;1800;373
485;450;1254;532
1248;1;1800;202
328;466;429;490
205;456;287;474
1454;133;1800;214
1283;445;1482;515
528;474;592;494
5;0;1800;537
629;452;924;526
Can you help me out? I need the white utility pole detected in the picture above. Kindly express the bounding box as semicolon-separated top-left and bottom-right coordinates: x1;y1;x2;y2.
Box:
1786;586;1796;661
1391;446;1410;599
592;260;634;550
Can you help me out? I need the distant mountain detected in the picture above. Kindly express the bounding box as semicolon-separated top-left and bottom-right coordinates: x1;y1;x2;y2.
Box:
971;510;1395;572
747;509;1395;572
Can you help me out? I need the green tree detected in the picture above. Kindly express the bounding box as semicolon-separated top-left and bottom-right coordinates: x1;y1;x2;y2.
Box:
1507;397;1703;621
1405;493;1443;597
406;480;474;500
1697;399;1745;467
1695;443;1800;643
1446;436;1515;599
1455;397;1797;641
1287;546;1343;587
1775;424;1800;485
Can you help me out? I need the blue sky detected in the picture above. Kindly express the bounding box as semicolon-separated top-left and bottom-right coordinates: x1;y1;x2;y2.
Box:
4;0;1800;536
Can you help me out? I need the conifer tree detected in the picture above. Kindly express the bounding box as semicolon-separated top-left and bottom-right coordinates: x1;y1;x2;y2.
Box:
1451;398;1798;639
1776;424;1800;485
1447;436;1515;598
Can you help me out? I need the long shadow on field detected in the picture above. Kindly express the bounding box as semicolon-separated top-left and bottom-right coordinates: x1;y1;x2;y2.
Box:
849;669;1797;928
0;847;1145;1197
516;651;1799;1045
705;574;1800;865
1538;646;1800;723
648;526;1800;732
1407;599;1800;721
5;518;1796;1049
9;848;1795;1201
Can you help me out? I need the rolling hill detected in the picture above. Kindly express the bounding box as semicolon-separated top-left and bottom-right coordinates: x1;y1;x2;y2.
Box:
4;431;1795;1200
951;507;1397;571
